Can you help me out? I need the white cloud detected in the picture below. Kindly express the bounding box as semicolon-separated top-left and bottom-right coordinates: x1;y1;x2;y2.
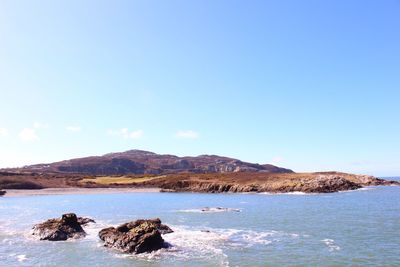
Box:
19;128;39;142
66;126;81;132
108;128;144;139
175;130;199;139
0;128;9;137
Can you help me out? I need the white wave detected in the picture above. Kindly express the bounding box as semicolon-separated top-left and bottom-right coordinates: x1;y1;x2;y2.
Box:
110;225;301;266
131;226;230;264
17;254;27;262
161;226;299;256
1;227;29;240
177;207;241;213
2;238;14;245
337;186;378;194
356;187;375;191
322;239;341;252
283;192;307;195
260;191;315;195
81;220;110;241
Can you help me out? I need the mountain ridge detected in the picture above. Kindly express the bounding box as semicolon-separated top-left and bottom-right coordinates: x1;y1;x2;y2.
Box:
5;149;293;175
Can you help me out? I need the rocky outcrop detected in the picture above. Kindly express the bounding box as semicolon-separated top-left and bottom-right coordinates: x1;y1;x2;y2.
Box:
98;218;172;254
32;213;94;241
296;175;361;193
160;180;261;193
355;175;400;186
0;190;5;196
158;174;372;193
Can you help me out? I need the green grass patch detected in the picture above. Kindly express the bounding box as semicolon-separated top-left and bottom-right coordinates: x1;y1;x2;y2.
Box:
79;175;164;185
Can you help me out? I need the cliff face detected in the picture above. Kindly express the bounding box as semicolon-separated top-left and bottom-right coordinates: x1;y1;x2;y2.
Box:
9;150;293;175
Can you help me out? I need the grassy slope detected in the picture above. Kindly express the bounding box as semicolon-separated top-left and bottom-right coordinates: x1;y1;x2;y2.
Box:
79;175;164;185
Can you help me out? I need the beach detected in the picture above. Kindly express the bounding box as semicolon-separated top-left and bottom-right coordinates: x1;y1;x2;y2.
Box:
2;187;160;197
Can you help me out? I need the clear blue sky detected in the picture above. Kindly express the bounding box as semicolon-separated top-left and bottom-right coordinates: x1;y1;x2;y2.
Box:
0;0;399;176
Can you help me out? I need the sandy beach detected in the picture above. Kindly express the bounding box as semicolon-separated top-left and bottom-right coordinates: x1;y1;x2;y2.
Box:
2;187;161;197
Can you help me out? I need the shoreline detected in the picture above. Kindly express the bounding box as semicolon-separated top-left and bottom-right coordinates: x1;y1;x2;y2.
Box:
1;185;381;198
2;187;161;197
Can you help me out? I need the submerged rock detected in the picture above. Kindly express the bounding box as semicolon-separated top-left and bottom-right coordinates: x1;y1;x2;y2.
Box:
32;213;94;241
201;207;241;212
98;218;173;254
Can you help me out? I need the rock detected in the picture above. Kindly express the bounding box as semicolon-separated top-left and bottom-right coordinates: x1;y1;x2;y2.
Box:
0;190;5;196
201;207;241;212
98;218;172;254
300;175;361;193
32;213;93;241
356;176;400;186
160;180;260;193
77;217;96;225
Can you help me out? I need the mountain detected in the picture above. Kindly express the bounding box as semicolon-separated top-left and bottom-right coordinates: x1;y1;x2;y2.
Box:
10;149;293;175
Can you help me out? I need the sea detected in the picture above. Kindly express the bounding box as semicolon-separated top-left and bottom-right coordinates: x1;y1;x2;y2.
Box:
1;178;399;267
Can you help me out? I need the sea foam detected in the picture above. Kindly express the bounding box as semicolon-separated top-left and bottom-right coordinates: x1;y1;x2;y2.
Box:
322;239;341;251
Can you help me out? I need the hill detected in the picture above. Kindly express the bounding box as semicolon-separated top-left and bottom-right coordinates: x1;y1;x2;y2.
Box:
5;149;293;175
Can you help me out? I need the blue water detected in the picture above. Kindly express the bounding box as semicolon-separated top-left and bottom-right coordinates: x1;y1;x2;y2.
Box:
1;182;400;266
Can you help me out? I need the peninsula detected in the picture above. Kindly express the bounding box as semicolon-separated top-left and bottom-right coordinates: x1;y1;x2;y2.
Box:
1;150;398;194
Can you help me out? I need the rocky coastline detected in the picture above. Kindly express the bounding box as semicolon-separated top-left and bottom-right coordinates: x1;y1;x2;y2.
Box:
1;150;398;195
147;172;400;194
1;170;398;195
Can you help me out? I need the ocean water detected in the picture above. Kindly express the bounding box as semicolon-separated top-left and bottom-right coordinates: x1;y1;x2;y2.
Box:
1;182;400;266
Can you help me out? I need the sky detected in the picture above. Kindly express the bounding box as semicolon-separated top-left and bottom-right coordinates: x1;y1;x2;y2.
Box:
0;0;399;176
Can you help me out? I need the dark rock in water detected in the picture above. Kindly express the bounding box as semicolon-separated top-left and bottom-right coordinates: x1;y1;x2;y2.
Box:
32;213;93;241
0;190;5;196
201;207;241;212
98;218;173;254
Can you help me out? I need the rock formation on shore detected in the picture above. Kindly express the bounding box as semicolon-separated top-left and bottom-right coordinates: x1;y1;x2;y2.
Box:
99;218;173;254
32;213;95;241
146;172;400;194
0;190;5;196
158;178;360;193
